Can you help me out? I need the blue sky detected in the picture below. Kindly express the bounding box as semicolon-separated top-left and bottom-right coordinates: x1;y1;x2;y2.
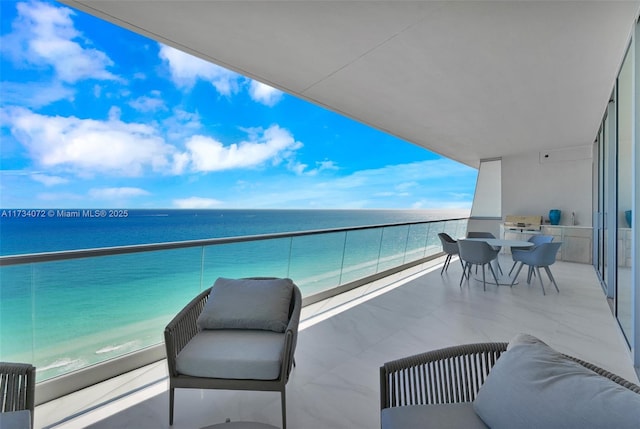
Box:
0;0;477;210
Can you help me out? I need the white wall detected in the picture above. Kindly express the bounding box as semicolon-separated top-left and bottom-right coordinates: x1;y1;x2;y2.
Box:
502;146;593;227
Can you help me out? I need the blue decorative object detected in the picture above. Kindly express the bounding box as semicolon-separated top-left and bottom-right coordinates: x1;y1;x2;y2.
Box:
625;210;632;228
549;209;561;225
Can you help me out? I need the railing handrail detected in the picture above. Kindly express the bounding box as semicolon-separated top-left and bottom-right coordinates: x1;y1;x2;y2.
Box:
0;217;468;266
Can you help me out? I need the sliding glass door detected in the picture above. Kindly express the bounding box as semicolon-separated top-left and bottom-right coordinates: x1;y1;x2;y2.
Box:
616;47;633;343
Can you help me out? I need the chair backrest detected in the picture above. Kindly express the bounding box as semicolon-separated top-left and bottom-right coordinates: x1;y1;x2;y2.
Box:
0;362;35;417
438;232;455;244
467;231;496;239
528;234;553;246
438;233;459;254
458;239;499;265
520;242;562;267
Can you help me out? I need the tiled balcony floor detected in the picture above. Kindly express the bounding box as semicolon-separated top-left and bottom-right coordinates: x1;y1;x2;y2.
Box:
36;255;637;429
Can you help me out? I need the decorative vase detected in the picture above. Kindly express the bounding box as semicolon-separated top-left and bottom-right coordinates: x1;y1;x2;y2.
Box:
625;210;632;228
549;209;561;225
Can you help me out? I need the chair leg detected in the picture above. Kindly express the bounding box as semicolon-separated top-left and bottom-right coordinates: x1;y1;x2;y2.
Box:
510;263;524;287
527;266;534;284
281;389;287;429
544;266;560;293
441;254;452;274
481;265;486;291
169;387;175;425
508;261;518;276
459;262;468;287
488;263;499;286
460;262;471;287
536;267;546;295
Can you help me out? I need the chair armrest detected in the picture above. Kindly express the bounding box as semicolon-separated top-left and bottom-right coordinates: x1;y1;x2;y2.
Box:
164;288;211;377
280;284;302;381
380;342;508;410
564;355;640;393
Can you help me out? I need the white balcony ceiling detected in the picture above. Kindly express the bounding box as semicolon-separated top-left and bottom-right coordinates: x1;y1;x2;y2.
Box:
60;1;639;167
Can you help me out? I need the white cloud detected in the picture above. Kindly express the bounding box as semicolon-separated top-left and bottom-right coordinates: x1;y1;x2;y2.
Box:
2;1;117;83
31;173;69;186
158;46;285;105
249;80;284;106
171;152;191;175
307;160;339;176
288;159;339;176
223;159;476;209
163;108;202;143
129;92;167;112
287;161;308;175
2;107;307;179
89;187;150;199
173;197;223;209
327;159;473;190
317;160;339;170
2;106;174;177
411;199;472;210
396;181;419;192
0;81;75;108
159;44;239;95
183;125;302;172
172;108;201;124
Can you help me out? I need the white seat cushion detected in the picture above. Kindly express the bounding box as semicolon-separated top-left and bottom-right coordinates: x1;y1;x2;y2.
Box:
176;330;285;380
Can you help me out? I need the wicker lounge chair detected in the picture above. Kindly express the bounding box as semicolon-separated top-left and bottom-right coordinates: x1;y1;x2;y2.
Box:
380;341;640;428
0;362;36;429
164;277;301;428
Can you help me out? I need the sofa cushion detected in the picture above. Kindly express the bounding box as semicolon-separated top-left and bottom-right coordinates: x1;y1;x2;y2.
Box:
381;403;488;429
197;277;293;332
473;334;640;429
176;330;285;380
505;331;548;350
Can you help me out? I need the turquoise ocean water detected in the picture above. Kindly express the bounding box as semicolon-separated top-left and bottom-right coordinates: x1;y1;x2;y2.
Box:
0;209;468;380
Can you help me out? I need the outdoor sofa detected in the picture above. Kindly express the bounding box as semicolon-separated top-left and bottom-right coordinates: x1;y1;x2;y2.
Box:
380;334;640;428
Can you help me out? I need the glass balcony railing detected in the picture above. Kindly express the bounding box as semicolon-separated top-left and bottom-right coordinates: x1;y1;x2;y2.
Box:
0;218;467;385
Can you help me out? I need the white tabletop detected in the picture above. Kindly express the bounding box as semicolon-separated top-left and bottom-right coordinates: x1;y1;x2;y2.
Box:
463;238;534;248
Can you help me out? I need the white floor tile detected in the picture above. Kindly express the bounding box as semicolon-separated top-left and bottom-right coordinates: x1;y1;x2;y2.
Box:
36;257;637;429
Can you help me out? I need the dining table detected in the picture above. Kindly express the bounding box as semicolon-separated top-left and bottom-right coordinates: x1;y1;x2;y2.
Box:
462;238;534;285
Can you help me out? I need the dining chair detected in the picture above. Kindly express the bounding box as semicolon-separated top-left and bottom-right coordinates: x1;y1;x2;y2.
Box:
437;232;463;274
509;242;562;295
466;232;495;239
458;239;500;291
508;234;554;276
466;232;503;275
